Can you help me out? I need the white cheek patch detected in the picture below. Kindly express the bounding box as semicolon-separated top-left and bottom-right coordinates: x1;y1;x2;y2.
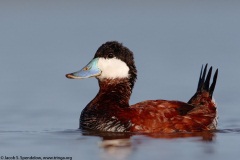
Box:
97;57;130;80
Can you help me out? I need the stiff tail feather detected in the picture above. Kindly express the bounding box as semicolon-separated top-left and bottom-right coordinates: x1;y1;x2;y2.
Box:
188;64;218;104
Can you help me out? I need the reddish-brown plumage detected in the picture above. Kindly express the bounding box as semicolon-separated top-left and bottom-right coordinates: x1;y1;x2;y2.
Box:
128;97;217;133
104;95;217;133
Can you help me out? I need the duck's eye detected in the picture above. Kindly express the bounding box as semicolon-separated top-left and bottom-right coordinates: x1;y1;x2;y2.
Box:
107;53;114;58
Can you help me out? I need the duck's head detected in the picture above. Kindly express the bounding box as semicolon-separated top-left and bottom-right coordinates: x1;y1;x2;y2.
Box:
66;41;137;90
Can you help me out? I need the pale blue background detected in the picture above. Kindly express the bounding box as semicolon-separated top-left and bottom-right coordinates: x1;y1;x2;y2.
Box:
0;0;240;159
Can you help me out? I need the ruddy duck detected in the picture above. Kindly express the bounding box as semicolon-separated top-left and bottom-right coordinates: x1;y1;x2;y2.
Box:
66;41;218;133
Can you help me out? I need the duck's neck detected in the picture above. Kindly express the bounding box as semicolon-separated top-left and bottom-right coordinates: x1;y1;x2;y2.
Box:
93;78;132;108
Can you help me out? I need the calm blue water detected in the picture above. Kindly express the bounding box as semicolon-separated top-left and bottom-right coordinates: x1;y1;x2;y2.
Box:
1;1;240;160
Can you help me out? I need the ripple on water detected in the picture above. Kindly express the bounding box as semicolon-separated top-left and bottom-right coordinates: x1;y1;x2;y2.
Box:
216;128;240;134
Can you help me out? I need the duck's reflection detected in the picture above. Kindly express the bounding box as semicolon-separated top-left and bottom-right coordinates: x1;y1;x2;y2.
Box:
147;131;215;141
99;139;133;160
82;129;215;141
82;131;134;160
82;130;215;160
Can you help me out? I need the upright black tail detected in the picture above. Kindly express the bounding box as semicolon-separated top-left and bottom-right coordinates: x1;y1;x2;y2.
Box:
197;64;218;98
188;64;218;103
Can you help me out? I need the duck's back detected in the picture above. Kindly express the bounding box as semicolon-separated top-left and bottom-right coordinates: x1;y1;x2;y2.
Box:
129;98;217;133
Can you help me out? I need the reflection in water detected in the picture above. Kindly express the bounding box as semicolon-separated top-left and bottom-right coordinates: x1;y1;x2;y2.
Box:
82;131;134;160
147;131;215;141
82;129;215;141
99;139;133;160
82;130;215;160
